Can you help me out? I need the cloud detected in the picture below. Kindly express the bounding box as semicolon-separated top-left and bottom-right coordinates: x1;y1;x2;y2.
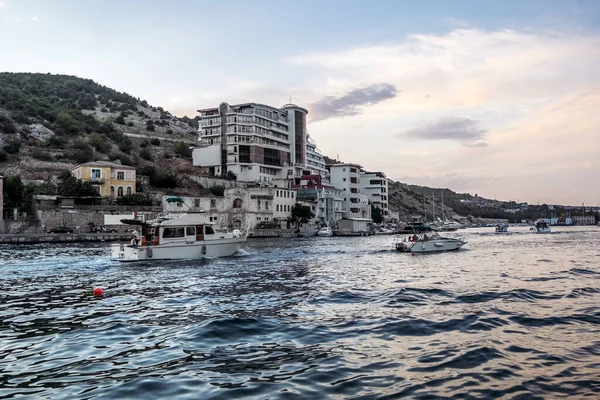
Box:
0;1;5;8
308;83;399;122
31;16;39;22
401;117;488;146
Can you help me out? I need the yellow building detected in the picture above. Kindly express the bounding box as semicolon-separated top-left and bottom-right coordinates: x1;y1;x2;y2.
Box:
70;161;136;198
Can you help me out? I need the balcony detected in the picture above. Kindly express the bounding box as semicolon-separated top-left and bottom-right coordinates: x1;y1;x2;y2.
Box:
89;177;104;184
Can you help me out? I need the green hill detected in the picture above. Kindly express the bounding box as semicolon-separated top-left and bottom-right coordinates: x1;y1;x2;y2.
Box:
0;72;206;195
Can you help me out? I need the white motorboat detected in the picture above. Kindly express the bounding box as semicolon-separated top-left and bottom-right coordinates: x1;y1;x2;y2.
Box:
495;223;508;233
316;226;333;237
396;232;467;253
531;218;551;234
110;212;247;262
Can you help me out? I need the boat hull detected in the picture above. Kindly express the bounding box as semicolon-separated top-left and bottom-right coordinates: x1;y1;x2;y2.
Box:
110;237;245;262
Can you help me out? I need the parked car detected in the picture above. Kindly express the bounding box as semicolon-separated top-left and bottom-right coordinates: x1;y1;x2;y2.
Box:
48;226;74;234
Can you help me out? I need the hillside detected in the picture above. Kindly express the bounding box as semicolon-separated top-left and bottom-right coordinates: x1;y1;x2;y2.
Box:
0;72;209;197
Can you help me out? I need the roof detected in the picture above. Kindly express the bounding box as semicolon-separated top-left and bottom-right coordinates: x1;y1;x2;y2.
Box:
71;161;136;170
328;162;363;169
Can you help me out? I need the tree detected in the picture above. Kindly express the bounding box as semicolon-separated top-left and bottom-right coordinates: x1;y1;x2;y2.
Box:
117;193;152;206
3;176;25;210
173;141;192;158
57;171;99;197
209;185;225;196
371;205;384;223
291;203;314;228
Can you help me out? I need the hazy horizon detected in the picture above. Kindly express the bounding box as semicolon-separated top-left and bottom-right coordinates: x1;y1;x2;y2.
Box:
1;0;599;205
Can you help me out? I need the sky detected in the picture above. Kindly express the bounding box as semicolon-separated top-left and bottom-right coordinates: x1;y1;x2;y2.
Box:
1;0;600;205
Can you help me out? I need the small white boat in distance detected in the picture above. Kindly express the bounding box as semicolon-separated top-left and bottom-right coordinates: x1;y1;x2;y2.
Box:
316;226;333;237
495;223;508;233
531;218;551;234
110;212;247;262
396;232;467;253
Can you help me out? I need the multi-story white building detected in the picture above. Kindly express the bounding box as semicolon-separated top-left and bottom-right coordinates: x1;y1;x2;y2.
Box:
306;134;329;183
292;175;344;227
192;102;328;185
328;163;371;219
360;171;389;218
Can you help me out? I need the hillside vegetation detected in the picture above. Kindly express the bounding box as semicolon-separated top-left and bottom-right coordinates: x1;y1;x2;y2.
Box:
0;73;207;196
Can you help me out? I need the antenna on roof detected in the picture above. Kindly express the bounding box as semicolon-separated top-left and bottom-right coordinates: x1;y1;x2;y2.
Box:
289;95;292;104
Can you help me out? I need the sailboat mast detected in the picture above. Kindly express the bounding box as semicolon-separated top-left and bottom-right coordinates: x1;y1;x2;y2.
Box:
441;191;445;220
432;192;436;221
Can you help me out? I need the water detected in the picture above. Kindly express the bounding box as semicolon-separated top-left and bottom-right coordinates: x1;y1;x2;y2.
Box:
1;226;599;399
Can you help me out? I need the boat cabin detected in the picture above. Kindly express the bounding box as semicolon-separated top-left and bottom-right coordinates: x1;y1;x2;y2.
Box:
139;224;217;246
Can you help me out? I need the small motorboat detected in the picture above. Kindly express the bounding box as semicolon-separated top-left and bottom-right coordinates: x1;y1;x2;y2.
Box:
396;232;467;253
495;223;508;233
531;218;551;234
316;226;333;237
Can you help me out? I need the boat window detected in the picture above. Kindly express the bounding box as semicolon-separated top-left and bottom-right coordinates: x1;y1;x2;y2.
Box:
163;227;185;238
186;227;195;236
204;226;215;235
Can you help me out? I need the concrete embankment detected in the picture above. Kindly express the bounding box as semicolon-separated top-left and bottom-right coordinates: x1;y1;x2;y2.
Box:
0;233;130;244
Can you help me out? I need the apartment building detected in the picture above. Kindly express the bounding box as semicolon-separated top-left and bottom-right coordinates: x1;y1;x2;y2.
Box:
192;102;328;185
360;171;389;218
292;174;344;227
328;163;371;219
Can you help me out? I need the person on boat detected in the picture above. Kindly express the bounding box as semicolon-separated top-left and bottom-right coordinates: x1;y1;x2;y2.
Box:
130;228;140;246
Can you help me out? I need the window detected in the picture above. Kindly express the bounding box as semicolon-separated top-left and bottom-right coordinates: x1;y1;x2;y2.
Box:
277;204;279;211
117;186;124;197
126;186;132;195
195;199;200;208
265;201;269;210
291;192;294;199
117;171;124;180
205;226;215;235
210;199;216;208
233;198;243;208
186;227;195;236
343;178;346;182
91;169;101;179
110;186;115;197
257;200;261;210
163;227;185;238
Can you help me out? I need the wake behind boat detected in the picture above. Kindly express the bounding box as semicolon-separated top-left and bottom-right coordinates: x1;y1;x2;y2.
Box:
396;232;467;253
110;212;247;262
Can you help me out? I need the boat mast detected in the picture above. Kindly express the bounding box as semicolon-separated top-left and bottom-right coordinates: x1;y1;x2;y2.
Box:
432;191;436;221
441;191;445;221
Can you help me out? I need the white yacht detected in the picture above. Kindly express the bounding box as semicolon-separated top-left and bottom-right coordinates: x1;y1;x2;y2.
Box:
316;226;333;237
396;232;467;253
531;218;551;234
110;212;247;262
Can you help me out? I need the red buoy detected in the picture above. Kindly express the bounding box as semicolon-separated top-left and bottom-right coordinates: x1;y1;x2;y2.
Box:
93;287;103;297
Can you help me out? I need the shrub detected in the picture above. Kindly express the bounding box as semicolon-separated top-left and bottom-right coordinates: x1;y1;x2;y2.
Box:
209;185;225;196
127;121;134;126
166;129;173;135
117;193;152;206
173;141;192;158
0;116;17;134
140;140;149;148
150;138;161;146
31;149;55;162
146;125;155;132
88;133;110;153
0;150;8;162
149;172;178;188
139;148;152;160
115;115;126;125
119;154;133;166
3;139;21;154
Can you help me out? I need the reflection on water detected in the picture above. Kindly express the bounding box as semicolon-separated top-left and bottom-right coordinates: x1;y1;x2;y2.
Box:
0;226;599;399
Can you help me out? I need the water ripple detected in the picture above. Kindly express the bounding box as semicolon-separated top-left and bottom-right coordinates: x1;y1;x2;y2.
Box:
0;227;599;398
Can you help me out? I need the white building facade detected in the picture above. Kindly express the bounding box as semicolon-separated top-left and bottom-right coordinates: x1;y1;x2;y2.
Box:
162;187;297;230
360;171;389;218
192;102;328;185
328;163;371;219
